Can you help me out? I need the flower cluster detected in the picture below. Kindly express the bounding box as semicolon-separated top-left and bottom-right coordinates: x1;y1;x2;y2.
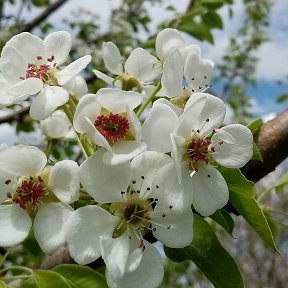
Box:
0;28;253;288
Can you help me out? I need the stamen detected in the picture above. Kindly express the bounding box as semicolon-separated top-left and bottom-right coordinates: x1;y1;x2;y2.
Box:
5;179;11;185
94;113;129;143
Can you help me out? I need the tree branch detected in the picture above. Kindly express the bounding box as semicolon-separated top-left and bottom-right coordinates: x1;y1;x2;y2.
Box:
241;109;288;182
17;0;69;34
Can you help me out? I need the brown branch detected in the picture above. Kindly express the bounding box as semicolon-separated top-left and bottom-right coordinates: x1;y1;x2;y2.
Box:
241;109;288;182
17;0;69;34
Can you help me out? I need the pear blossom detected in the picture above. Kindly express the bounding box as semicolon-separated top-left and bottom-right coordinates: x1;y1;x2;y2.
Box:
66;150;193;288
73;88;147;164
0;31;91;120
159;48;214;108
63;75;88;99
0;145;80;253
40;110;71;139
93;42;160;95
142;93;253;216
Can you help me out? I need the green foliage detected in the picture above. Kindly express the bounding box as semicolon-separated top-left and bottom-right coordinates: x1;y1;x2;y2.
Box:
164;215;244;288
52;264;108;288
31;0;49;7
33;270;72;288
219;167;278;252
276;94;288;103
0;280;6;288
274;172;288;193
210;208;234;235
247;118;263;134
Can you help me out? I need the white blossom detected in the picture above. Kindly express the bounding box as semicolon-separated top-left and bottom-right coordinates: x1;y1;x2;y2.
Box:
0;145;80;253
0;31;91;120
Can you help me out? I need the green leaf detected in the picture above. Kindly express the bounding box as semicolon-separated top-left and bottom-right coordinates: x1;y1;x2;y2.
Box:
180;23;214;44
201;0;225;8
31;0;49;7
52;264;108;288
210;208;234;235
276;94;288;103
22;278;38;288
219;167;278;252
252;142;263;161
247;118;263;134
202;11;223;29
164;215;244;288
33;270;72;288
274;172;288;193
0;280;6;288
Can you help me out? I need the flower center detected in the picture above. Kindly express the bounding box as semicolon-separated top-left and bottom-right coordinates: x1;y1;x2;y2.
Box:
187;137;212;171
94;113;129;143
7;176;47;210
20;55;59;85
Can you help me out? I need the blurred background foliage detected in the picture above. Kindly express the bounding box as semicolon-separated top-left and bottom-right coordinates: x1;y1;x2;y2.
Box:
0;0;288;287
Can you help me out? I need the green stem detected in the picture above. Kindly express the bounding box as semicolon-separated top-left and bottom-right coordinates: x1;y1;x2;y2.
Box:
44;140;54;157
0;248;13;268
62;104;93;158
136;82;161;118
0;275;31;281
0;266;33;275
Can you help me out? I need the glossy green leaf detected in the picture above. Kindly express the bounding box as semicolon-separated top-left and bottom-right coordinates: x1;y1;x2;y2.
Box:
0;280;6;288
252;142;263;161
180;23;214;44
276;94;288;103
247;118;263;134
164;215;244;288
274;172;288;193
202;11;223;29
52;264;108;288
21;278;38;288
220;167;278;252
210;208;234;235
31;0;49;7
33;270;72;288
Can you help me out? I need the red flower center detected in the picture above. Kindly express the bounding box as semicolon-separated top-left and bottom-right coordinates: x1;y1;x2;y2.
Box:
7;176;47;210
20;55;57;81
94;113;129;143
187;138;212;169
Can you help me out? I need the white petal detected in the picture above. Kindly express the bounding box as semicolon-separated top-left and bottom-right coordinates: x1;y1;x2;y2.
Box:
100;234;129;281
103;141;147;165
40;110;71;139
63;75;88;99
125;48;160;82
153;161;193;211
0;145;46;176
34;203;73;254
65;205;118;265
73;94;101;133
151;208;193;248
80;149;131;203
102;42;123;75
211;124;253;168
96;88;143;113
127;107;141;141
7;32;46;64
0;170;17;203
9;78;43;97
0;205;31;247
56;55;91;85
44;31;72;65
153;98;183;116
142;103;178;153
156;28;186;61
93;69;115;86
29;85;69;120
161;49;183;98
106;240;164;288
177;93;225;138
184;52;214;91
84;117;112;151
0;46;27;83
48;160;80;203
192;165;229;216
130;151;172;197
181;44;201;63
